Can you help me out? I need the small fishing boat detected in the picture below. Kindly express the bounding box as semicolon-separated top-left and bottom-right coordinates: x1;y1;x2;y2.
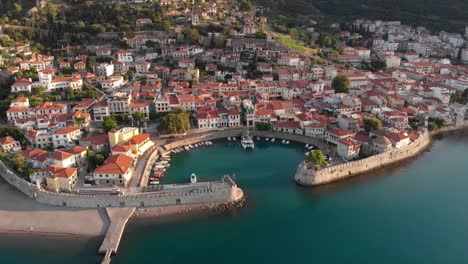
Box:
189;144;194;149
233;137;236;141
266;138;269;141
271;138;275;142
305;152;309;156
286;141;290;144
190;173;197;184
257;137;260;140
282;139;286;144
184;146;190;151
228;137;232;141
306;144;309;148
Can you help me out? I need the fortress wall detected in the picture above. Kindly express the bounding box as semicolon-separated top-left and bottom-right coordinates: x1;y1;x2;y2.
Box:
294;133;432;186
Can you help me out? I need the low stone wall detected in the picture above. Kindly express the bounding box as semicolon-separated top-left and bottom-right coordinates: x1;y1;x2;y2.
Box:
294;133;432;186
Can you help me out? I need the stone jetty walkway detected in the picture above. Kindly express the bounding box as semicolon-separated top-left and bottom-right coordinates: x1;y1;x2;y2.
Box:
100;207;135;264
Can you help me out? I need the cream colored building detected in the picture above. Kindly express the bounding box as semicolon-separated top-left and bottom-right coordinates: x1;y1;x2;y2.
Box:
93;154;134;186
108;127;139;147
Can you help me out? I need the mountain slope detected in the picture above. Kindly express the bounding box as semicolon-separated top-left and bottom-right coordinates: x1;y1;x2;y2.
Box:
254;0;467;32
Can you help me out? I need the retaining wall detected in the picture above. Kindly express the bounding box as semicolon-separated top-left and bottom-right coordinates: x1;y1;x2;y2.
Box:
294;133;432;186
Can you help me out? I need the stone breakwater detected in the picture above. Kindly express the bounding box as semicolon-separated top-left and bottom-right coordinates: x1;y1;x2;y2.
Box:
294;133;432;186
0;161;244;208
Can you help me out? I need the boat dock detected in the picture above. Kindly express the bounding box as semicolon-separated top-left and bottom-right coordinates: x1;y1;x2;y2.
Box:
100;207;135;264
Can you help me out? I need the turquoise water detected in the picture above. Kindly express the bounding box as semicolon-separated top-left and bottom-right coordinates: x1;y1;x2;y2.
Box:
1;131;468;263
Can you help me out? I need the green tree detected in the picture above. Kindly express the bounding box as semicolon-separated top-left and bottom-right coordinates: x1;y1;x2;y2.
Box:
13;3;22;15
149;110;159;121
306;149;328;166
31;86;46;96
10;153;27;173
132;111;143;123
331;75;350;94
161;108;190;134
94;153;105;166
434;117;447;128
103;116;117;132
428;123;439;131
363;117;382;134
162;20;172;31
255;122;271;131
239;0;254;12
183;28;200;44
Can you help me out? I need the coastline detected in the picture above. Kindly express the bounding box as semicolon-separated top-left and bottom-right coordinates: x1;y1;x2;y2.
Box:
0;126;464;239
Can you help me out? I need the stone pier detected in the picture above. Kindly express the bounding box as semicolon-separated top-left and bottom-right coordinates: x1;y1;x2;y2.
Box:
99;207;135;263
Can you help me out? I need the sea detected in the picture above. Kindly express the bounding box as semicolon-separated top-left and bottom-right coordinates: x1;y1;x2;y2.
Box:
1;130;468;264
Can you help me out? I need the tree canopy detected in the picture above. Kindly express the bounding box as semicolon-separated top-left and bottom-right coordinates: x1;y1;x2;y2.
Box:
305;149;328;166
161;108;190;134
332;75;350;94
103;116;117;132
363;117;382;134
255;122;271;131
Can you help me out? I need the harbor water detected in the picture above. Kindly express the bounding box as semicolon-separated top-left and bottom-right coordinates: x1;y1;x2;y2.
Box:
1;131;468;263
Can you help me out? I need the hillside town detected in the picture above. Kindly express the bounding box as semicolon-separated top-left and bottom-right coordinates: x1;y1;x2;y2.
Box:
0;0;467;194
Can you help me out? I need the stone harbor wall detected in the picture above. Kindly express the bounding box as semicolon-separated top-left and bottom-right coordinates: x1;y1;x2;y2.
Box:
294;133;432;186
0;161;243;208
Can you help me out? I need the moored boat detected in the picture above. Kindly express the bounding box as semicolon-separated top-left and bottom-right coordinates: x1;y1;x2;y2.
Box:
241;129;255;150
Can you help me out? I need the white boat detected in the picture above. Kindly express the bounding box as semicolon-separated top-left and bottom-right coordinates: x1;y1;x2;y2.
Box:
184;146;190;151
149;180;160;185
306;144;309;148
228;137;231;141
286;141;290;144
190;173;197;184
305;152;309;156
308;146;314;150
271;138;275;142
282;139;286;144
189;145;194;148
266;138;269;141
233;137;237;141
241;130;255;150
257;137;260;140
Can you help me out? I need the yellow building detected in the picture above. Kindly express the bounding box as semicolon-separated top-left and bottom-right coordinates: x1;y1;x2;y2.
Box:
108;127;139;147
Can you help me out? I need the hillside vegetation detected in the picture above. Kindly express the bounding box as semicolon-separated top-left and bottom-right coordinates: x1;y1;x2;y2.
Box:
254;0;467;32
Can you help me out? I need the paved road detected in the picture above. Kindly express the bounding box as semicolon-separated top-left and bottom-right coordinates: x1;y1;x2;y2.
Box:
126;154;149;194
